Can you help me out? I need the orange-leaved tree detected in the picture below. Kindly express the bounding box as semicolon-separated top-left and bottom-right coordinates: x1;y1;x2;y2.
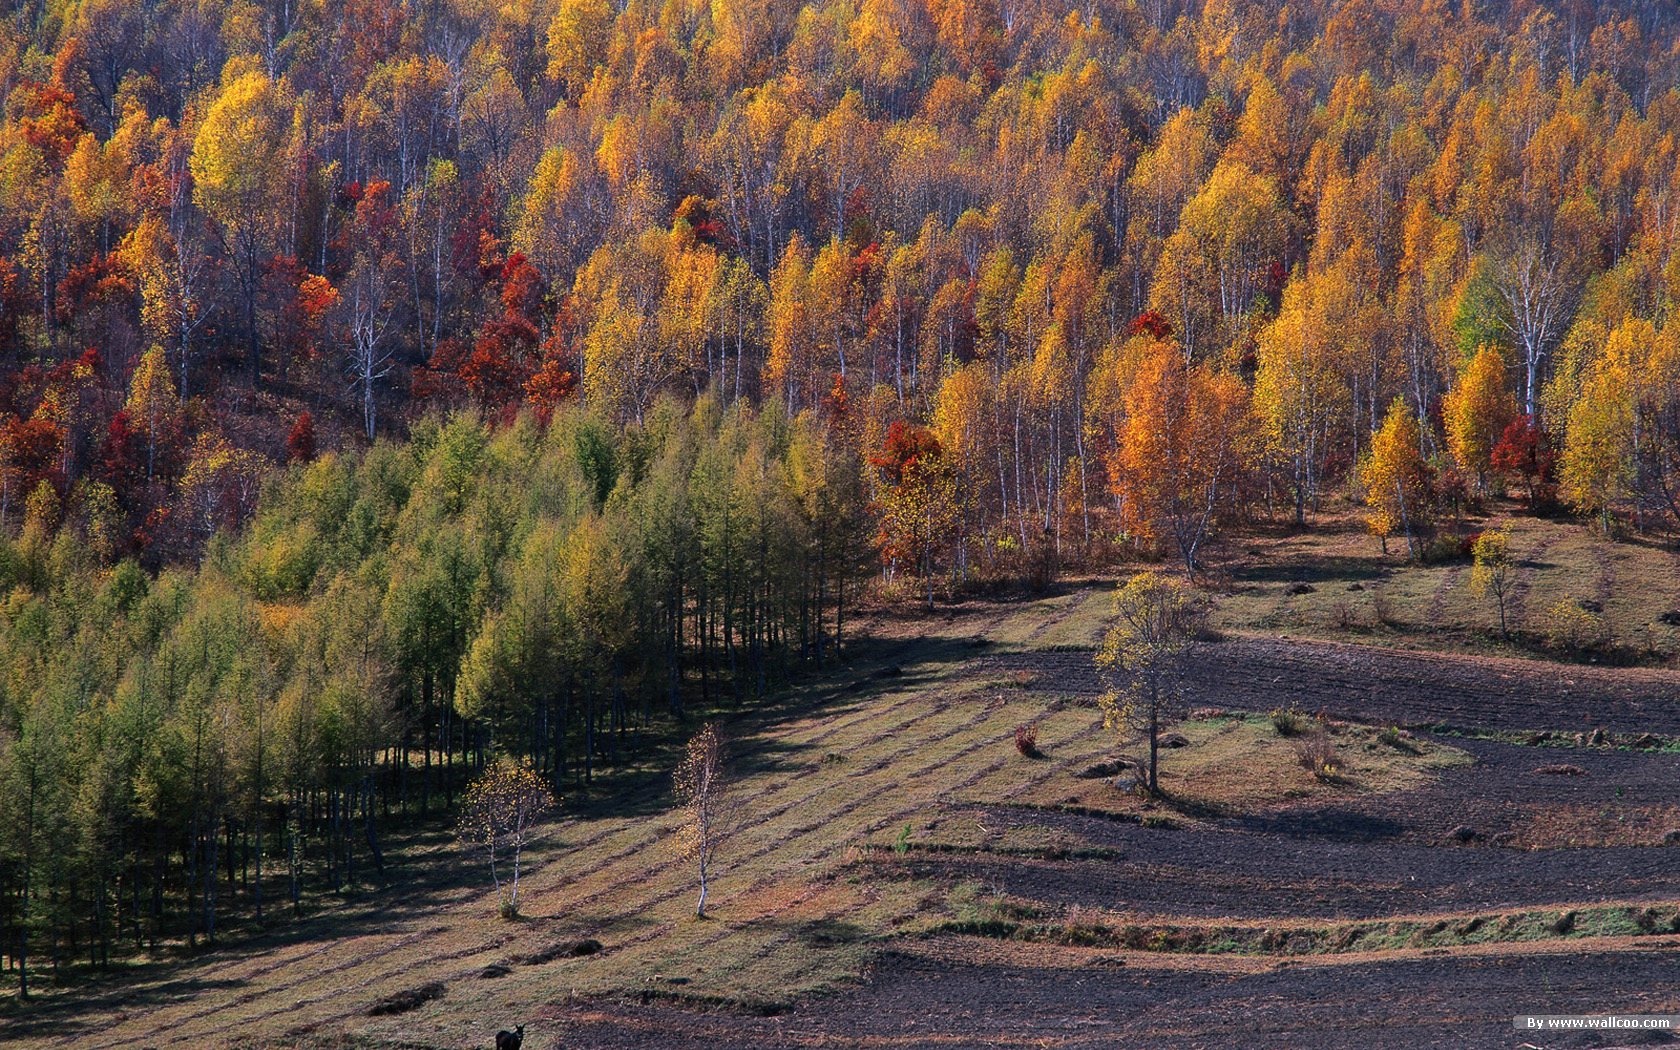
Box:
1107;341;1251;572
870;420;957;608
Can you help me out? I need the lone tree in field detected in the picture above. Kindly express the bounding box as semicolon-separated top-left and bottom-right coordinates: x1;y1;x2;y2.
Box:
459;759;556;919
1095;572;1209;794
673;723;734;918
1469;528;1515;636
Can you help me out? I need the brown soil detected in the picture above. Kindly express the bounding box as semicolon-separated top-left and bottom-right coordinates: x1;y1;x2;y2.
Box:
981;632;1680;735
539;939;1680;1049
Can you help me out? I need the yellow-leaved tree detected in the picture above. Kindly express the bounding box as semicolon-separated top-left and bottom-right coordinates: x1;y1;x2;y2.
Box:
1468;528;1515;636
458;759;556;920
672;723;735;919
1359;398;1431;557
1442;346;1516;494
190;66;291;385
1253;273;1353;524
124;345;180;481
545;0;614;96
1559;365;1633;530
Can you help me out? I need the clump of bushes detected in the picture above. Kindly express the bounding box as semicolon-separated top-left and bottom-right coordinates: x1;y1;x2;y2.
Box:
1420;531;1477;564
1377;726;1419;753
1543;598;1609;652
1370;586;1397;626
1293;728;1341;781
1014;723;1042;758
1271;707;1313;737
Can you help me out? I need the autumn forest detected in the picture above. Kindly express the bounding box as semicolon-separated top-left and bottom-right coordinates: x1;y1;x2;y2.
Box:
2;0;1680;1012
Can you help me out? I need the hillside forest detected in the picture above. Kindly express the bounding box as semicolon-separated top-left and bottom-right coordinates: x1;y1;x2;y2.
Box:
2;0;1680;997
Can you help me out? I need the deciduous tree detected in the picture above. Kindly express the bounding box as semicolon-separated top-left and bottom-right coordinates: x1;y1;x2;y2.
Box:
1095;573;1209;795
1359;398;1431;557
458;759;556;919
672;723;733;919
1107;342;1250;571
1442;346;1517;494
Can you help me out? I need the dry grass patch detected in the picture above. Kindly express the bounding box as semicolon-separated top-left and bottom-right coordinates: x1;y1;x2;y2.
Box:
924;900;1680;957
1009;715;1471;821
1502;802;1680;849
1209;508;1680;661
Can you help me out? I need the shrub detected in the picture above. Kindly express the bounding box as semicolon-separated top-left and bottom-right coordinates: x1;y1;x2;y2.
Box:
1014;723;1042;757
1543;599;1608;652
1293;729;1340;780
367;982;447;1016
1077;759;1131;779
1271;707;1313;736
513;939;603;965
1370;586;1397;626
1420;533;1471;564
893;824;913;855
1376;726;1418;752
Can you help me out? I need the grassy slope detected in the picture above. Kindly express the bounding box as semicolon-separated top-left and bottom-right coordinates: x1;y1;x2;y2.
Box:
1210;504;1680;661
13;509;1680;1050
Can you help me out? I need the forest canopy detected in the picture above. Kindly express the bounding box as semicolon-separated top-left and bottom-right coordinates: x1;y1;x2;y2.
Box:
0;0;1669;566
0;398;869;984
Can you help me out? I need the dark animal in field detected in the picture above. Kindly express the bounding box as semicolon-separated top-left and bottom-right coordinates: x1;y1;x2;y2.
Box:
496;1025;524;1050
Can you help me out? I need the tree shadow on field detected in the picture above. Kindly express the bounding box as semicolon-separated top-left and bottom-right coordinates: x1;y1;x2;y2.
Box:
559;633;987;826
0;974;254;1041
794;917;872;949
6;628;991;1042
2;823;488;1040
729;736;823;777
718;634;990;778
1234;808;1408;842
1228;555;1391;586
820;634;981;689
1151;791;1231;821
